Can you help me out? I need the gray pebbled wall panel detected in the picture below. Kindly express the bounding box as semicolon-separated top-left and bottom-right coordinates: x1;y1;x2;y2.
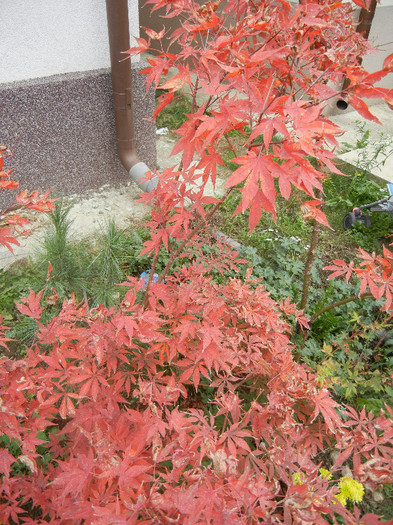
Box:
0;61;156;209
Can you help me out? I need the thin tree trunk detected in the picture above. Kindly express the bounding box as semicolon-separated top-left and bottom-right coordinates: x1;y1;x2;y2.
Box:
299;220;320;312
357;0;378;41
157;188;234;286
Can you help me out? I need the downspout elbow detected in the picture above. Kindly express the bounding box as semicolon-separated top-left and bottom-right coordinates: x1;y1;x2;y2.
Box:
118;144;158;193
106;0;158;192
128;160;159;193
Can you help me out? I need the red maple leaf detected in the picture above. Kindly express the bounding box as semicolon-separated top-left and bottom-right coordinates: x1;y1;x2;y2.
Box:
16;289;44;319
310;388;342;433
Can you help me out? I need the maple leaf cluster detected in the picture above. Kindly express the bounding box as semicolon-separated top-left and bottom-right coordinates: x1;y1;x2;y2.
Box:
1;264;392;523
137;0;393;232
0;146;55;253
0;163;393;524
326;245;393;312
1;0;393;522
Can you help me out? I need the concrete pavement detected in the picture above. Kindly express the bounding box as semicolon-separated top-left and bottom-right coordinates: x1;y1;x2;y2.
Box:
330;103;393;183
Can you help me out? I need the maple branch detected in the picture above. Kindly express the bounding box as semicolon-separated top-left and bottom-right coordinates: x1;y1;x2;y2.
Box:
224;134;238;157
262;74;276;116
247;87;253;134
247;0;258;11
287;55;297;92
299;219;320;312
142;247;161;309
156;188;234;286
249;30;281;61
0;202;22;216
191;76;199;115
296;69;332;101
309;292;373;325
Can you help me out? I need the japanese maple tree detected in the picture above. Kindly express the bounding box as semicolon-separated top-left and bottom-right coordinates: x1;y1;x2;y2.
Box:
1;0;393;523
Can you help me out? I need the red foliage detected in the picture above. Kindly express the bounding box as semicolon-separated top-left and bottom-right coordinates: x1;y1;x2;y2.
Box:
0;264;392;523
0;145;55;253
326;245;393;312
1;0;393;522
138;0;392;232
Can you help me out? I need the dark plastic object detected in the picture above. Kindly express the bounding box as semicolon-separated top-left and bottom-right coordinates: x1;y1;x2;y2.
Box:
343;212;371;230
336;99;349;111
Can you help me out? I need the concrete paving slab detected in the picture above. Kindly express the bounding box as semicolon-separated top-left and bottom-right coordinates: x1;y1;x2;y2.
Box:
329;104;393;182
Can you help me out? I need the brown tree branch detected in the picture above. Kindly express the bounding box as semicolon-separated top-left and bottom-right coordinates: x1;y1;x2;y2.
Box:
156;188;234;286
309;292;373;324
299;220;320;312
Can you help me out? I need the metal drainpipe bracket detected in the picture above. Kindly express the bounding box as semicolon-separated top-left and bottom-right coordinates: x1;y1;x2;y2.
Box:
113;91;132;109
125;87;133;108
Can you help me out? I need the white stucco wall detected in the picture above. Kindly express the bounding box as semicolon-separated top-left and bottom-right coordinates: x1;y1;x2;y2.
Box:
0;0;139;84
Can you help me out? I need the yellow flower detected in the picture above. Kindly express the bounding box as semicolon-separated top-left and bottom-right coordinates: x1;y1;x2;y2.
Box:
335;491;348;506
292;472;305;485
357;173;362;177
338;476;365;503
319;468;333;480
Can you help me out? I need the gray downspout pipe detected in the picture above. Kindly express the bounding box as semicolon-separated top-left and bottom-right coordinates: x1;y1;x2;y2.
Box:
106;0;158;192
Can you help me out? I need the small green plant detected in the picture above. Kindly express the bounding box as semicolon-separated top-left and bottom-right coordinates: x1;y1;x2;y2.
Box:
341;121;371;152
87;220;125;306
323;121;393;249
36;199;89;300
324;171;393;251
0;264;38;321
300;312;393;413
341;121;393;176
155;91;193;130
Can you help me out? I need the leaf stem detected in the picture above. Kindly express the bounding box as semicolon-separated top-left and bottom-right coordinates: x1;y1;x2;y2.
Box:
191;77;199;115
224;134;238;157
157;188;234;285
299;220;320;311
142;247;161;309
